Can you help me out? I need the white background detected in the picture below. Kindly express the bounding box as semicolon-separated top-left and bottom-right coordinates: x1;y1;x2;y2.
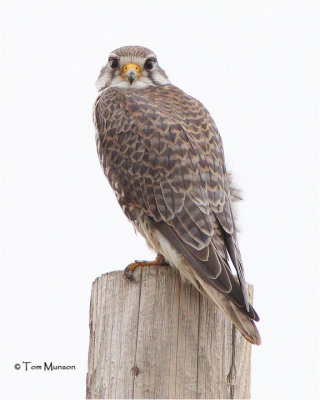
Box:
1;1;319;398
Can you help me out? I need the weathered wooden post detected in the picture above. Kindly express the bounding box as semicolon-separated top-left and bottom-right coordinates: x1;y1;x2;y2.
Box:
86;265;252;399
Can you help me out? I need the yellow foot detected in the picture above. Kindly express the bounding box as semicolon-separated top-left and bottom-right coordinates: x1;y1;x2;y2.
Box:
124;255;168;281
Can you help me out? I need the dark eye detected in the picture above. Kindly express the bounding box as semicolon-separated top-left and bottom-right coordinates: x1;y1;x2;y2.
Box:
109;58;119;69
144;58;156;70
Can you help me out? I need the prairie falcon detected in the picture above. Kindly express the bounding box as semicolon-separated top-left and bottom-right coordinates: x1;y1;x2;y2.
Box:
94;46;261;345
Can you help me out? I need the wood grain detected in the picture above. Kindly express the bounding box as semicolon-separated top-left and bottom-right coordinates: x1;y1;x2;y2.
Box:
86;265;252;399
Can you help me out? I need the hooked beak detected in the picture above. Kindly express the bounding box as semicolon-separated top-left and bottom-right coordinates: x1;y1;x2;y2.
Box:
121;63;141;84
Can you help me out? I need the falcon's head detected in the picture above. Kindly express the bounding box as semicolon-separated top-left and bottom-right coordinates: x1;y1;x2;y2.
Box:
96;46;170;91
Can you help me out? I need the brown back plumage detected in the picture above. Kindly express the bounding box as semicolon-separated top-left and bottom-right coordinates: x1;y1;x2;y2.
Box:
94;80;260;344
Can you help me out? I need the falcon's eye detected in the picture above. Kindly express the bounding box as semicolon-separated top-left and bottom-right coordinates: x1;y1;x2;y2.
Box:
109;58;119;69
144;58;156;70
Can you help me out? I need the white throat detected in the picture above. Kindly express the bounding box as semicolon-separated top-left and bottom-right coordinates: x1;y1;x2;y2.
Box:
109;76;155;89
109;70;170;89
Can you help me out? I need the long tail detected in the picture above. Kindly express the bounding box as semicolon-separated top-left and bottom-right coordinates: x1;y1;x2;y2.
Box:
149;222;261;345
197;276;261;345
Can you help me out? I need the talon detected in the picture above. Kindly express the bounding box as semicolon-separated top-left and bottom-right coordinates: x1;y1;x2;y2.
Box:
124;254;169;277
124;266;135;281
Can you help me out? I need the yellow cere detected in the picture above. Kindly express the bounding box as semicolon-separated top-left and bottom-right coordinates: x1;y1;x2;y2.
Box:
123;63;140;73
